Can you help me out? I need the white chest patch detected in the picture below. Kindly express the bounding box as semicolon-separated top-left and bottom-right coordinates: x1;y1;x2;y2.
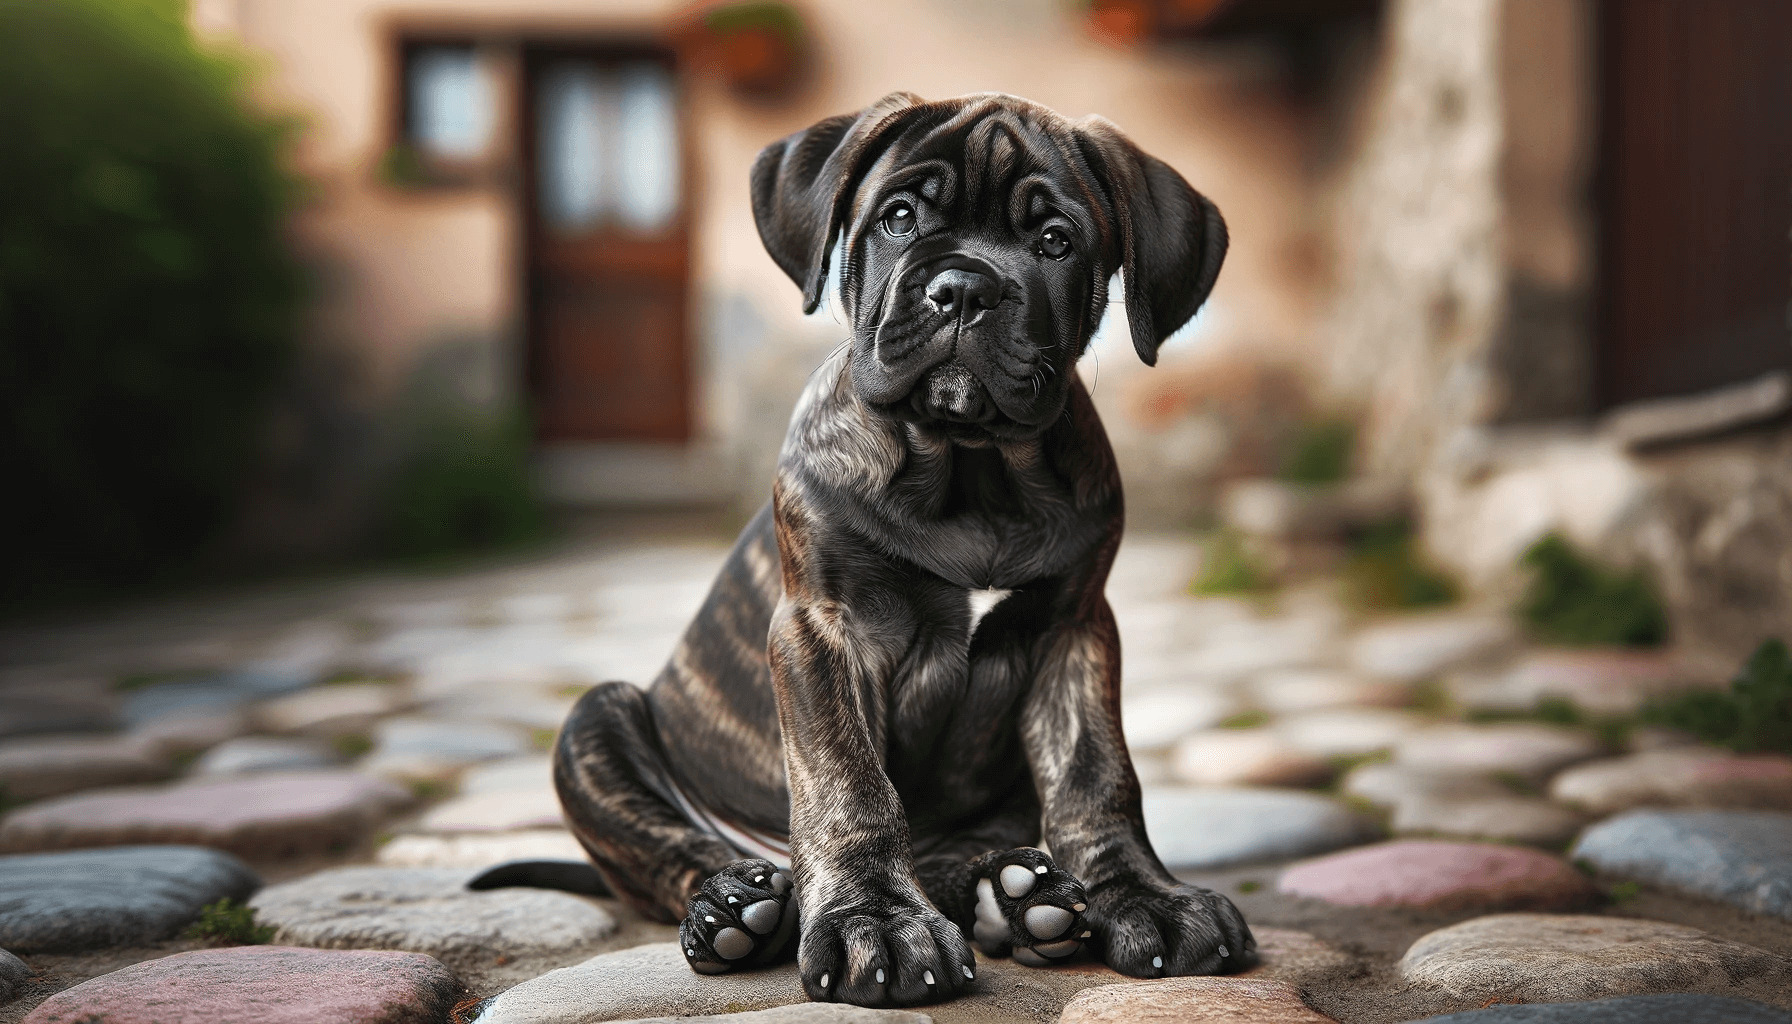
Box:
967;588;1014;635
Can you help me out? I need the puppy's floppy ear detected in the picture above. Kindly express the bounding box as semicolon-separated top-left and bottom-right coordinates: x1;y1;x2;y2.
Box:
750;92;925;314
1075;117;1227;366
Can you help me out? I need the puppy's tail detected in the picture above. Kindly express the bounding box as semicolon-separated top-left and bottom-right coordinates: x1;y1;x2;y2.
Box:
466;859;610;897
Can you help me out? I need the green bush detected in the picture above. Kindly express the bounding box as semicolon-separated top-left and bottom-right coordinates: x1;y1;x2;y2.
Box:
1280;419;1355;485
0;0;302;602
182;898;274;945
1516;534;1667;647
377;405;547;559
1642;638;1792;755
1340;519;1457;610
1191;529;1273;596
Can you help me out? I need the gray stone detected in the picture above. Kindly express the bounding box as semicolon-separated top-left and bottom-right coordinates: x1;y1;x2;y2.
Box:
253;683;408;735
1392;795;1586;847
0;770;411;857
1394;723;1599;782
1448;649;1713;716
0;947;29;1001
358;717;532;781
1348;613;1517;683
1603;367;1791;448
1408;993;1792;1023
420;789;563;833
473;941;806;1023
1120;688;1237;751
1171;730;1333;788
191;736;339;776
460;756;554;795
426;691;576;731
127;708;251;756
1248;668;1410;714
376;830;587;869
250;866;615;957
1141;787;1381;869
1276;708;1421;758
121;670;316;726
0;680;117;740
1571;810;1792;920
0;846;261;952
1340;761;1510;809
0;734;170;802
617;1007;931;1024
1550;749;1792;815
18;945;458;1024
1059;976;1340;1023
1399;914;1788;1003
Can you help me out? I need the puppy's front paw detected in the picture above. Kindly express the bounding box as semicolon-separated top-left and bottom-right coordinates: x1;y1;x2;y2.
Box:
801;900;974;1007
679;859;798;975
1087;880;1255;977
967;848;1090;967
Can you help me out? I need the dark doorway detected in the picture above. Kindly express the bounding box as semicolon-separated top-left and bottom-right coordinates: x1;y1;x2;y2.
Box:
521;45;692;441
1595;0;1792;410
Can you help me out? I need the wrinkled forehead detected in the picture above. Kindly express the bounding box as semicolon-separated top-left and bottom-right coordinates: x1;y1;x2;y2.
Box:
848;99;1111;244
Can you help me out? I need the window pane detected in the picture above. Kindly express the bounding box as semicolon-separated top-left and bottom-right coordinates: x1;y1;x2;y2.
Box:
614;62;680;232
538;61;608;233
408;46;492;159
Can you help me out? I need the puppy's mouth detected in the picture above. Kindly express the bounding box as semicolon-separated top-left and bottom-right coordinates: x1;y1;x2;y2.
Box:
910;361;994;425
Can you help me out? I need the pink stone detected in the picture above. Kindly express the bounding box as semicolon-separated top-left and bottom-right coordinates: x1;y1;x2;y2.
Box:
21;946;457;1024
1549;749;1792;814
0;771;410;858
1060;976;1339;1023
1277;840;1600;912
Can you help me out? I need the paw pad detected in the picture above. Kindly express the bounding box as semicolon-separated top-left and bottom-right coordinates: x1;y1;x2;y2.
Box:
679;858;797;976
968;847;1089;967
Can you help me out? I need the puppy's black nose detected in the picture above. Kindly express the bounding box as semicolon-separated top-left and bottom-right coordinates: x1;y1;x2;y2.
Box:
926;269;1000;320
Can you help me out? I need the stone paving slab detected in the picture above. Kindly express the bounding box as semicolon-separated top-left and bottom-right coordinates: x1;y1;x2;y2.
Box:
1348;613;1517;683
619;1008;931;1024
1447;648;1712;716
1550;749;1792;815
1057;976;1339;1023
1171;730;1332;788
127;707;252;756
1;947;30;1001
0;733;171;802
1393;723;1599;782
0;845;261;952
121;669;316;726
1275;708;1422;758
18;945;459;1024
377;831;587;869
460;756;554;795
1248;668;1410;714
420;789;565;832
1277;841;1599;912
1142;788;1381;870
254;682;410;735
1571;809;1792;920
192;736;340;776
1398;913;1789;1003
1119;688;1237;751
1391;795;1587;847
249;866;615;957
0;680;118;740
1407;993;1792;1023
473;937;1335;1024
0;770;411;857
1340;762;1511;809
358;718;533;781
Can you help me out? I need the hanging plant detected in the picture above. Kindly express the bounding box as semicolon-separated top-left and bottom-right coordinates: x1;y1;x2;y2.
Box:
683;1;810;97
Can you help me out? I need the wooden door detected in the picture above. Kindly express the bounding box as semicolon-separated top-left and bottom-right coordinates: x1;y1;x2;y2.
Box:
1596;0;1792;409
523;46;691;441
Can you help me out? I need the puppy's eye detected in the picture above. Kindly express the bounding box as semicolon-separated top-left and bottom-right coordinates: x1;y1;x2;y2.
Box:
1040;228;1071;260
882;203;916;237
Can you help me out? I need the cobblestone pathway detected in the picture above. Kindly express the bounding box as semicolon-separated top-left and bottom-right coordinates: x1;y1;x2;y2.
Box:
1;529;1789;1024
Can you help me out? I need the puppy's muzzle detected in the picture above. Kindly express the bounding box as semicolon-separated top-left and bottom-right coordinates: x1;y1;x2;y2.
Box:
916;361;990;423
926;268;1001;325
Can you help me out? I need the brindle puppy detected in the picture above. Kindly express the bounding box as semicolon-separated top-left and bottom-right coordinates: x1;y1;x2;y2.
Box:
511;91;1252;1007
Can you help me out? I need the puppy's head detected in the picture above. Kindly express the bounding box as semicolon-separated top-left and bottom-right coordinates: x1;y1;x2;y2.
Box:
751;92;1226;442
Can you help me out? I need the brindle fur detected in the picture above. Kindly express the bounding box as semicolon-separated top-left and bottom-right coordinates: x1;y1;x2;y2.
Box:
551;91;1253;1008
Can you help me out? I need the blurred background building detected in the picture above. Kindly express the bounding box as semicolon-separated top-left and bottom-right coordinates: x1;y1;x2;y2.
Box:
12;0;1788;662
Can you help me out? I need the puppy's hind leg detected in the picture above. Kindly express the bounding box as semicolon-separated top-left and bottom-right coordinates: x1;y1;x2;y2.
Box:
553;681;799;976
